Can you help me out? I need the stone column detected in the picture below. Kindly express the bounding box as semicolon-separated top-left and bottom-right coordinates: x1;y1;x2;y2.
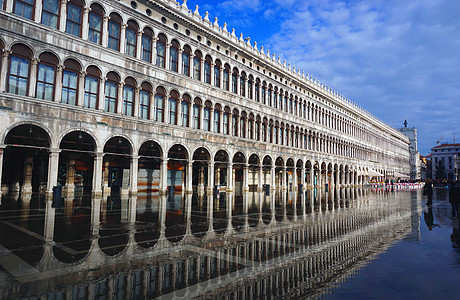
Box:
130;155;139;196
116;81;124;113
176;98;182;126
200;58;205;82
177;49;183;74
94;15;107;47
186;160;193;193
243;164;249;192
207;161;214;193
160;158;168;194
209;62;214;85
165;44;171;70
81;7;90;40
64;160;75;194
21;158;33;194
43;196;56;242
199;105;204;130
35;0;44;27
133;86;140;117
258;166;263;192
226;163;233;192
270;165;276;191
0;50;10;92
92;152;103;197
136;31;142;59
219;110;224;134
301;167;306;191
46;149;61;197
119;23;127;54
59;0;68;32
98;76;105;110
53;65;63;103
281;167;287;190
28;58;39;98
77;71;86;107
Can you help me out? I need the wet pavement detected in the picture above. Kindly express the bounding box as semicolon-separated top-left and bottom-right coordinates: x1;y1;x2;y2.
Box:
0;187;459;299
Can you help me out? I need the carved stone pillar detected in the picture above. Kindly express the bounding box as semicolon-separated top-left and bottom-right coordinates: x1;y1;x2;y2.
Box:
46;149;61;196
28;58;39;97
0;50;10;92
59;0;68;32
92;152;103;197
54;65;63;103
81;7;90;40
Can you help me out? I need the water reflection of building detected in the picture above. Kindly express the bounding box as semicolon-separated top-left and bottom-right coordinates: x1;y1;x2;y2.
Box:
0;0;410;203
0;188;414;299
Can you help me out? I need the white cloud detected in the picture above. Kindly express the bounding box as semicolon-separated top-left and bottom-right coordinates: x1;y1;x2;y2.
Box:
263;0;460;154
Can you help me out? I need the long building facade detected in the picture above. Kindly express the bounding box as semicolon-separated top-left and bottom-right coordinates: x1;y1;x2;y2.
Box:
0;0;410;200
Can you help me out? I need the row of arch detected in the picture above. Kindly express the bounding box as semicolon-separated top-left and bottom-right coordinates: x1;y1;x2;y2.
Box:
0;42;407;166
2;0;407;154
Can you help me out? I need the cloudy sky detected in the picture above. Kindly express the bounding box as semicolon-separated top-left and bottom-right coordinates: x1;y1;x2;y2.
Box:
188;0;460;155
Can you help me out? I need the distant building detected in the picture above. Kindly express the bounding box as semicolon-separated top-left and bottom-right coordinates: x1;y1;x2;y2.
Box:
400;120;421;180
420;155;430;180
431;143;460;180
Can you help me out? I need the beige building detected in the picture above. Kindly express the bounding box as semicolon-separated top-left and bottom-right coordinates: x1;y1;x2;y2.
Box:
0;0;410;201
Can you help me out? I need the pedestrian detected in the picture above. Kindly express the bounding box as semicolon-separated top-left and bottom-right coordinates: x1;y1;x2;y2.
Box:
424;180;433;205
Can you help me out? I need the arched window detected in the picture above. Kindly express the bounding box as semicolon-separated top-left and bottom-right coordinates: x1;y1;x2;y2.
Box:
141;27;153;63
170;40;179;72
66;0;83;37
255;80;260;102
192;98;201;129
193;50;201;80
203;101;211;131
169;90;179;124
42;0;59;28
213;104;221;133
36;52;58;101
84;66;100;109
8;44;32;96
223;64;230;91
279;90;283;110
232;68;238;94
204;55;211;84
239;72;246;97
248;115;254;140
88;4;104;44
154;87;165;122
268;85;272;106
223;107;230;135
214;60;221;88
62;59;80;105
123;77;136;116
261;83;266;105
248;76;253;99
289;96;293;114
284;93;288;112
14;0;35;20
181;94;191;127
232;109;239;137
255;117;260;140
108;13;121;51
240;112;246;138
139;82;151;119
104;72;119;113
182;45;191;76
273;88;278;109
156;34;167;68
126;20;138;57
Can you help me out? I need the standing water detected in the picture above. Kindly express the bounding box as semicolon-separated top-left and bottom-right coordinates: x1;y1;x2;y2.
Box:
0;186;459;299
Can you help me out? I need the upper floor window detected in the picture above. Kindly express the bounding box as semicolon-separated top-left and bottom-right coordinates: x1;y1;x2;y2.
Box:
154;87;165;122
204;56;211;84
223;65;230;91
248;77;253;100
169;91;179;125
261;85;266;105
42;0;59;28
139;82;152;119
231;69;238;94
108;13;121;51
214;60;221;88
84;66;100;109
123;77;136;116
255;81;260;102
170;40;179;72
88;4;104;44
193;99;201;129
36;52;58;101
8;44;32;96
232;114;238;136
182;46;191;77
14;0;34;20
239;73;246;97
193;51;201;80
223;110;229;135
156;34;167;68
66;0;83;37
126;21;138;57
141;28;153;63
213;106;220;133
62;59;80;105
181;95;191;127
203;104;211;132
104;72;119;113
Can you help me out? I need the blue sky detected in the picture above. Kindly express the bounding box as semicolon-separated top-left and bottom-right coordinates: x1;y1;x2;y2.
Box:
187;0;460;155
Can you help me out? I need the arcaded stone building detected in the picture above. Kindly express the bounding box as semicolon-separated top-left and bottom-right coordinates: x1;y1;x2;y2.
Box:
0;0;410;200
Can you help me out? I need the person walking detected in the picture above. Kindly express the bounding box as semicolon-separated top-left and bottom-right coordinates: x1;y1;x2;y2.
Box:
424;180;433;205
